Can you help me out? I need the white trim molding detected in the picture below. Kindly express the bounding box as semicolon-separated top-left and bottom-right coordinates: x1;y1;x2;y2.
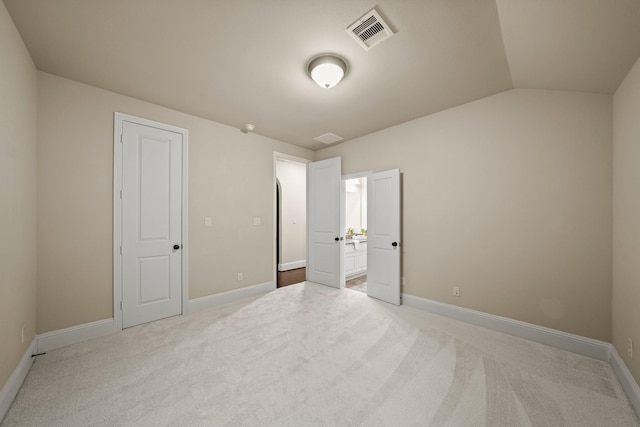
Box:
0;339;36;422
278;260;306;271
402;293;611;361
113;113;189;331
36;318;116;353
33;282;275;355
610;346;640;417
402;293;640;418
188;281;275;313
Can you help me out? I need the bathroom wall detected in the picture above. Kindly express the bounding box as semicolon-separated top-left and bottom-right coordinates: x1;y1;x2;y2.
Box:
345;178;367;234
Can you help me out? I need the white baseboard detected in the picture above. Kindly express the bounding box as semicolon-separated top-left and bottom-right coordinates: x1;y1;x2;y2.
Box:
402;293;611;361
188;281;275;312
0;338;36;423
401;293;640;418
36;318;116;353
610;346;640;417
35;282;278;352
278;261;306;271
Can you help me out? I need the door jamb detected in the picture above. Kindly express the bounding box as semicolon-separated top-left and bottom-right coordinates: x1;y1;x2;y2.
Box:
113;112;189;331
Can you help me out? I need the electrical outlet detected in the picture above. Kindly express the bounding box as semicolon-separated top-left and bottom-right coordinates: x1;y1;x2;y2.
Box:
21;325;25;344
204;217;212;227
253;217;261;226
453;286;460;297
628;338;634;359
237;272;243;281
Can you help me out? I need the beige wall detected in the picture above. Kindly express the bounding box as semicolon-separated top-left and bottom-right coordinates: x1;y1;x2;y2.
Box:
37;72;313;334
276;159;306;267
613;56;640;383
0;2;37;390
317;89;613;341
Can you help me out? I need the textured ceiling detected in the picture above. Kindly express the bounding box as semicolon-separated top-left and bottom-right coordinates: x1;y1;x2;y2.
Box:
4;0;640;150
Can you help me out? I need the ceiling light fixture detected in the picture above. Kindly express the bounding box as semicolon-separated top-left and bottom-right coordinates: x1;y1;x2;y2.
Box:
307;55;348;89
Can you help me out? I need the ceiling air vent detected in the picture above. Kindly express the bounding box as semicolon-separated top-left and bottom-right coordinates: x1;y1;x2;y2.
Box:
347;8;395;50
314;133;344;145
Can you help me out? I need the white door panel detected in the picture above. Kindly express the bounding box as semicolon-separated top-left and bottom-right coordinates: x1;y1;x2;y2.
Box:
138;255;171;304
122;120;183;328
307;157;343;287
367;169;401;305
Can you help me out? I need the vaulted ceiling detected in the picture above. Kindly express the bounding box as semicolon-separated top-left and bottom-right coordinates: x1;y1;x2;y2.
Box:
4;0;640;150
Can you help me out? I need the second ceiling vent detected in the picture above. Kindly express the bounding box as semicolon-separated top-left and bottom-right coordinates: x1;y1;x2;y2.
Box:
347;8;395;50
314;133;344;145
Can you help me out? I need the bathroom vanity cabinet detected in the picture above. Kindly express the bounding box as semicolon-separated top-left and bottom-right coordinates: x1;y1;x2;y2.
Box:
345;241;367;279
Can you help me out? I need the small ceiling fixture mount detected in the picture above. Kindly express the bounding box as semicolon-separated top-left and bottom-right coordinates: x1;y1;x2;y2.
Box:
307;55;348;89
241;123;255;134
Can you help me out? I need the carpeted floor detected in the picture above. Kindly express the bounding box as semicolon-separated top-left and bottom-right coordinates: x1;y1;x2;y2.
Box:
2;282;638;426
346;282;367;293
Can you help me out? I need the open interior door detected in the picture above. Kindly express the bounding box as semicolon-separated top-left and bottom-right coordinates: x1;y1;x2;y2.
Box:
306;157;343;288
367;169;401;305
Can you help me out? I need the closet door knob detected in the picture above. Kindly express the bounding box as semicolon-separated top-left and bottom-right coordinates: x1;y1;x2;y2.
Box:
391;242;398;247
173;244;181;250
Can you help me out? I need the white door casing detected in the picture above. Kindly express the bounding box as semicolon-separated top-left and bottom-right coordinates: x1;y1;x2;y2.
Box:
114;113;189;330
307;157;343;288
367;169;401;305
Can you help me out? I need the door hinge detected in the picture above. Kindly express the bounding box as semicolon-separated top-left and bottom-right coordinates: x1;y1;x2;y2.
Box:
119;245;122;255
119;189;122;199
120;134;123;143
120;301;122;310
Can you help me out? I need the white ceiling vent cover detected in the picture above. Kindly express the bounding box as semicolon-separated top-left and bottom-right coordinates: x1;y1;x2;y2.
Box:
314;133;344;145
347;8;395;50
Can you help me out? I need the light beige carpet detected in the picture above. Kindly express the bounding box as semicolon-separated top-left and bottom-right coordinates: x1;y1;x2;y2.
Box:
2;282;638;426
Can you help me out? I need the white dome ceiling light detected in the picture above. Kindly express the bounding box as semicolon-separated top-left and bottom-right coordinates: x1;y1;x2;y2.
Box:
308;55;348;89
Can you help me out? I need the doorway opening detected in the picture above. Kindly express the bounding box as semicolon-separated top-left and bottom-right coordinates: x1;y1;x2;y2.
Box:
274;154;309;288
307;157;401;304
344;175;368;293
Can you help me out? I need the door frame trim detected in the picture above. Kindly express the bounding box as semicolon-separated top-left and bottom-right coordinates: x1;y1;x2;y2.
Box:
113;112;189;331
